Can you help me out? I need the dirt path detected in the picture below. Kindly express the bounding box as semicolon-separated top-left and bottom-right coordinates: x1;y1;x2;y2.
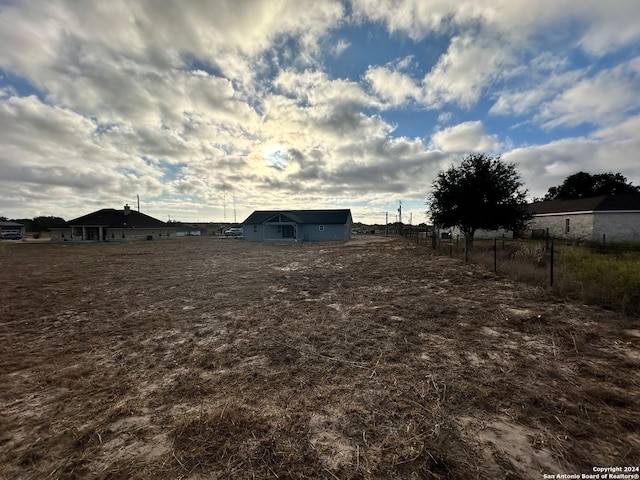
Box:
1;236;638;479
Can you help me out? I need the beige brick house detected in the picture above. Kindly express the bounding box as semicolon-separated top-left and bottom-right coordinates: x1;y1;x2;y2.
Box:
527;194;640;242
50;205;176;242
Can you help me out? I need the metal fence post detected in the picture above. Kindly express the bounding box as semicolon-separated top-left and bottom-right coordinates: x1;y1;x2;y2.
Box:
464;235;469;262
550;240;554;287
546;228;549;250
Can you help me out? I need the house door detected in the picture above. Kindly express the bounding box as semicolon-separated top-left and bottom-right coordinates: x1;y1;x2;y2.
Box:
282;225;295;238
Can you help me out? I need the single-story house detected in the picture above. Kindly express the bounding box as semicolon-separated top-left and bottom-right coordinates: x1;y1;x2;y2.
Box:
176;222;228;236
50;205;177;241
242;209;353;242
175;223;202;236
447;226;514;240
527;194;640;242
0;221;25;240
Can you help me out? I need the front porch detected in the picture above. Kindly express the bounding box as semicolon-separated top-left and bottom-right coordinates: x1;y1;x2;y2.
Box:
71;226;108;241
263;222;301;241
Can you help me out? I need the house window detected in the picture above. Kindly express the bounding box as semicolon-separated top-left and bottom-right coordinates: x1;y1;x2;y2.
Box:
565;218;570;234
253;225;257;233
319;225;325;232
277;225;282;233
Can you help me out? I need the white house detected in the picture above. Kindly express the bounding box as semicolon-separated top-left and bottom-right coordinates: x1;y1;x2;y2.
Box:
527;194;640;242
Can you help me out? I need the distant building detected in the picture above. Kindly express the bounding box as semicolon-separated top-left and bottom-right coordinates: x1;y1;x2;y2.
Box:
242;209;353;242
0;221;25;240
527;194;640;242
175;222;230;236
50;205;177;241
447;226;514;240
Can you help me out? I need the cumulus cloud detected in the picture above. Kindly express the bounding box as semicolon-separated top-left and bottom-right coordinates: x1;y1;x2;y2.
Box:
537;62;640;128
0;0;639;222
430;121;499;153
504;125;640;200
364;65;421;107
422;34;515;108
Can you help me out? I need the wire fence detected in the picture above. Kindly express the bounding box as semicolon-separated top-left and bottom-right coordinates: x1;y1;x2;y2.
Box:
399;226;640;316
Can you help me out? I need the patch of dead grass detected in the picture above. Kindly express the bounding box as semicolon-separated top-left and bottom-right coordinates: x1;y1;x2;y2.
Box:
1;237;638;478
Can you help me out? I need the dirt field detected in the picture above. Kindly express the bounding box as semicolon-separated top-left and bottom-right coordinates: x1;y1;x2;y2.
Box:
1;236;639;479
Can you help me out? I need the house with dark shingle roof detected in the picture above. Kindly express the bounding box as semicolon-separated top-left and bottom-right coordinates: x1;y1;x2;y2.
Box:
527;194;640;242
242;209;352;242
0;221;25;240
50;205;177;242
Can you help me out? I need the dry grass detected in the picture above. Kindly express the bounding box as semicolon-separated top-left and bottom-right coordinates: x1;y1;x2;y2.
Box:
428;236;640;316
1;236;638;479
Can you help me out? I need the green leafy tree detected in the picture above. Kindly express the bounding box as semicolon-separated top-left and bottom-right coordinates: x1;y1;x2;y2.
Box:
428;153;530;247
543;172;640;200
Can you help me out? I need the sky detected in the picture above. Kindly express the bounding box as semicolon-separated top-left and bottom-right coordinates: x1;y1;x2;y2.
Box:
1;1;639;225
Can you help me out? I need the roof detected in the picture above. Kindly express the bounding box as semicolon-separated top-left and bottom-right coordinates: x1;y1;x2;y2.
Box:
0;221;24;227
529;194;640;215
61;208;170;229
243;209;352;225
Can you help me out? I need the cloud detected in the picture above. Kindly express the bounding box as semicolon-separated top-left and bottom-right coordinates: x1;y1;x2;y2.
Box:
332;39;351;56
591;114;640;142
537;61;640;128
430;121;499;153
574;1;640;55
436;112;453;126
353;0;640;53
422;33;515;108
364;65;421;107
351;0;465;39
354;1;640;113
1;0;639;223
504;121;640;199
0;94;168;207
489;56;582;117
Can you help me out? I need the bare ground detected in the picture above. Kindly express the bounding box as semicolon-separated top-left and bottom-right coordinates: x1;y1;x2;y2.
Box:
0;236;638;479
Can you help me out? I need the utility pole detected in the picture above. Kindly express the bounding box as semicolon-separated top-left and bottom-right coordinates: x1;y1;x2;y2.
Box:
398;200;402;224
385;212;388;236
223;184;226;222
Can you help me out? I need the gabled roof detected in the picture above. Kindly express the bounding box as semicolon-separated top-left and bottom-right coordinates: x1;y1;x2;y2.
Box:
243;209;352;225
529;194;640;215
62;209;169;228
